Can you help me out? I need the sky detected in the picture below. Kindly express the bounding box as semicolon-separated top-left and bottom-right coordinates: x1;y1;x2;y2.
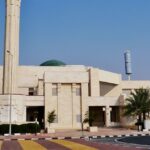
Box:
0;0;150;80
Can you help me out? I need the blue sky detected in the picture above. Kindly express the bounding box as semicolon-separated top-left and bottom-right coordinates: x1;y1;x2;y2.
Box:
0;0;150;80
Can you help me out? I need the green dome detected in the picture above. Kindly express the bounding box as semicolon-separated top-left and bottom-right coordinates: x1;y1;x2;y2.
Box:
40;60;66;66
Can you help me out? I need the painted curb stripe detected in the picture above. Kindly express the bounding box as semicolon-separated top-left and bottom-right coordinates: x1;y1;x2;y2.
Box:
51;139;97;150
18;140;47;150
45;138;52;140
0;133;150;141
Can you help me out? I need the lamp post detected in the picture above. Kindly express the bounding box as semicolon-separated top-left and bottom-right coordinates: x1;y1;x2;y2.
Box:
7;51;13;135
34;111;38;135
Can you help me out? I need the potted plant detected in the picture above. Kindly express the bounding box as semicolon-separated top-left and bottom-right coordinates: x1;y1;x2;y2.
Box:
83;111;98;132
47;110;56;133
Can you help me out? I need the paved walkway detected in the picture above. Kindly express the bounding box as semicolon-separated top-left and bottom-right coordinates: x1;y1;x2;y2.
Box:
1;128;150;140
0;128;150;150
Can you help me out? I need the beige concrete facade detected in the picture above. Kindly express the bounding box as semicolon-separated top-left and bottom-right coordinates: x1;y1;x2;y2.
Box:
0;65;150;129
1;0;150;131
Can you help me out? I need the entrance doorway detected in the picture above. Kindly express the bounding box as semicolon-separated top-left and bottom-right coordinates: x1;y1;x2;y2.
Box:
89;106;105;126
110;106;120;122
26;106;44;129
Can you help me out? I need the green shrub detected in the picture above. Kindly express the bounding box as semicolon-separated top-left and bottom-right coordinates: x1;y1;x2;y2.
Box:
0;123;41;135
27;123;40;133
19;124;27;133
12;124;20;133
47;110;56;126
0;124;9;134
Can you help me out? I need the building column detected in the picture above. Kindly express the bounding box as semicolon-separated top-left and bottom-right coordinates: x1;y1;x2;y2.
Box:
81;83;88;129
3;0;21;94
37;79;44;95
72;83;76;128
57;83;61;126
89;68;100;97
104;106;111;127
44;83;52;129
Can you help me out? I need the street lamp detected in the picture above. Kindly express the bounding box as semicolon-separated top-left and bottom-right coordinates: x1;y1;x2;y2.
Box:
34;111;38;135
7;51;13;135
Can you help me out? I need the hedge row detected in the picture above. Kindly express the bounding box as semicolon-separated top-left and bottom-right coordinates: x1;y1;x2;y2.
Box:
0;123;40;135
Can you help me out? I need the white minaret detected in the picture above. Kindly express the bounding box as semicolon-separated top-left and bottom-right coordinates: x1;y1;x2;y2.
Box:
3;0;21;94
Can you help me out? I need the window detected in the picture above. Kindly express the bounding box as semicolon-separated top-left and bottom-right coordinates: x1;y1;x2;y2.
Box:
76;114;81;123
52;84;58;96
76;88;81;96
100;82;117;96
28;88;37;96
52;88;58;96
29;88;35;96
54;115;58;123
110;106;120;122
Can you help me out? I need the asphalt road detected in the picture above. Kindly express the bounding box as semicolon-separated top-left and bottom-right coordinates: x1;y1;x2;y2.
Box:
118;136;150;145
92;136;150;150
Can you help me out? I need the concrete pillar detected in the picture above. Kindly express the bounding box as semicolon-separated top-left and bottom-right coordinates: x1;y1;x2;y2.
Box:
119;106;125;127
57;83;61;126
37;79;44;95
105;106;111;127
3;0;21;94
44;83;52;129
81;83;88;129
72;83;76;128
89;68;100;97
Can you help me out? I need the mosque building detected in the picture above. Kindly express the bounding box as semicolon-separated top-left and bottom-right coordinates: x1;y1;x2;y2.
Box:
1;0;150;131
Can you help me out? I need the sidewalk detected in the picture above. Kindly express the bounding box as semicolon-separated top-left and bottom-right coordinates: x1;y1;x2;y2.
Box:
0;127;150;140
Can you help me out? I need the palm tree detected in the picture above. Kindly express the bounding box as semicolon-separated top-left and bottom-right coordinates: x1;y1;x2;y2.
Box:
83;110;96;126
47;110;56;127
124;88;150;123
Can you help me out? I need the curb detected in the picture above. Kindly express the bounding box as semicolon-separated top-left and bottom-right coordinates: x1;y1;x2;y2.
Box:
0;133;150;141
88;133;150;140
0;136;85;141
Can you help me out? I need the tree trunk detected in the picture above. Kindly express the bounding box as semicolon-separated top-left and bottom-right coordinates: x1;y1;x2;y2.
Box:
139;114;142;122
143;112;146;120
